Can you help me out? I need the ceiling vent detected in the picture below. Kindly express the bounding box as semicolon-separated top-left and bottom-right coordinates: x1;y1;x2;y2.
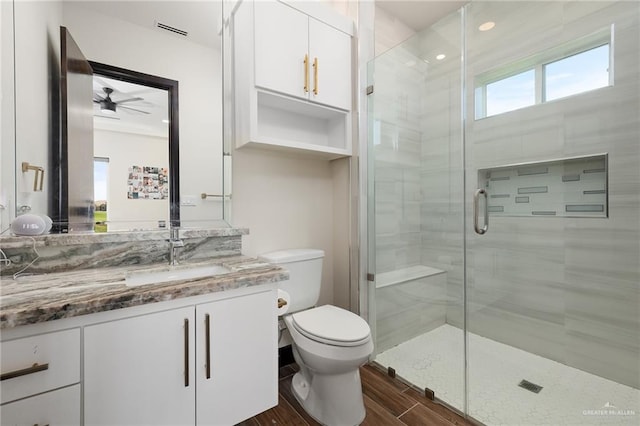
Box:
155;21;188;37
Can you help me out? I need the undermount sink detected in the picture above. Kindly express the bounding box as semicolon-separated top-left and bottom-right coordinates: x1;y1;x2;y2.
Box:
125;264;232;287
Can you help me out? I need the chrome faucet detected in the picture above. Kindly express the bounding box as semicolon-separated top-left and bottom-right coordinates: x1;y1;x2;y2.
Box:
168;228;184;266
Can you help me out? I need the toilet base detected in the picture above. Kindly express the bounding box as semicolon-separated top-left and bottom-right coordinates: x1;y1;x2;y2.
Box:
291;369;366;426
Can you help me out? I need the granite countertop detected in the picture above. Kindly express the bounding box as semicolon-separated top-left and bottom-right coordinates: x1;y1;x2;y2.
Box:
0;256;288;329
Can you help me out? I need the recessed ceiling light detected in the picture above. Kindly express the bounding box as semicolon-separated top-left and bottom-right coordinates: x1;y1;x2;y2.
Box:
479;21;495;31
436;54;446;61
162;119;169;124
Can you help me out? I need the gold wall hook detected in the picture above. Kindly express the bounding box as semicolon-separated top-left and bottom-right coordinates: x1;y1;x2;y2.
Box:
21;162;44;192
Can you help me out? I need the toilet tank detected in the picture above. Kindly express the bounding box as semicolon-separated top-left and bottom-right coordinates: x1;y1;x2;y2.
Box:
259;249;324;313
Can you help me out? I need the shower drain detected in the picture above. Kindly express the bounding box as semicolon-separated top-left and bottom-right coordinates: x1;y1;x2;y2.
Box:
518;379;543;393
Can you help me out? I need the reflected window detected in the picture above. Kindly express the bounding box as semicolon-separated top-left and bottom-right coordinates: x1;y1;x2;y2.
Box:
94;157;109;233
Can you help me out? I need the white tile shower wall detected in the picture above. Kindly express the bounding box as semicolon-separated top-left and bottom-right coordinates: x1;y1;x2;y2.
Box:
462;1;639;388
371;40;451;345
417;11;465;329
373;43;425;276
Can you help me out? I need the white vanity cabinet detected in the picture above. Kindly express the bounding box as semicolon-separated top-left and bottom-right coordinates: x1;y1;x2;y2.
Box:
0;385;81;426
196;290;277;425
83;287;277;426
84;306;196;425
0;328;81;425
233;0;354;159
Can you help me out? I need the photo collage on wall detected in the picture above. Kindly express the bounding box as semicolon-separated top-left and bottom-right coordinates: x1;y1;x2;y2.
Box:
127;166;169;200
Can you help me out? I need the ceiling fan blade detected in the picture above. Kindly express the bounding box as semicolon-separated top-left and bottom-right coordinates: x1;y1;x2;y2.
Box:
115;97;144;104
93;93;106;101
119;105;151;115
93;114;121;120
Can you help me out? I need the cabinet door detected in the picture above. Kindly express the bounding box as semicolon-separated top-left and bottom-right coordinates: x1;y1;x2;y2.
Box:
254;0;309;100
196;289;278;425
0;384;80;426
308;18;352;111
84;307;195;426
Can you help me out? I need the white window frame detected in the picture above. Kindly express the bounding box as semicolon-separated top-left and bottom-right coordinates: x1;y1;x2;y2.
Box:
474;26;614;120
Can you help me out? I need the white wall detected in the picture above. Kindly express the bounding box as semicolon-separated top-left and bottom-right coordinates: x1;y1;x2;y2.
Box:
0;0;16;231
232;149;337;305
62;3;223;226
94;129;169;231
331;158;351;309
13;0;63;218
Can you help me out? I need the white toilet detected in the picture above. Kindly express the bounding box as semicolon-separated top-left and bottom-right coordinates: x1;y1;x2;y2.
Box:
259;249;373;426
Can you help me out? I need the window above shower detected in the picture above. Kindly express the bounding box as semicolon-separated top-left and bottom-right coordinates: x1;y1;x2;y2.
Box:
474;27;613;119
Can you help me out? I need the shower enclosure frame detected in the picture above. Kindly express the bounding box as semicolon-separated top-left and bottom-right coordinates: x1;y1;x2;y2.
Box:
360;1;640;424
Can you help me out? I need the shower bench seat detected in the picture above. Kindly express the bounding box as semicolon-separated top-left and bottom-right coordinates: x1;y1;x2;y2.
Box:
375;265;448;353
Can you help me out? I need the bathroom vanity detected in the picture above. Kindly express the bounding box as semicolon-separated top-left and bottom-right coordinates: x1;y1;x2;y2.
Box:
0;232;288;426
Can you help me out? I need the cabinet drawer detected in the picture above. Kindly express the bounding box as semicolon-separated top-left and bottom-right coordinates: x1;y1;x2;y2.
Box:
0;384;80;426
1;328;80;403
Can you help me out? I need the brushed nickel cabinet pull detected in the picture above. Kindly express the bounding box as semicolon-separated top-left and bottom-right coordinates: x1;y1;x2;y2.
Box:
1;363;49;381
184;318;189;387
205;313;211;379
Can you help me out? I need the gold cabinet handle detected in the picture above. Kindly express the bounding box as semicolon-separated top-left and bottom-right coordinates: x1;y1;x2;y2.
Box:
205;313;211;380
1;363;49;381
184;318;189;387
313;57;319;95
303;54;309;93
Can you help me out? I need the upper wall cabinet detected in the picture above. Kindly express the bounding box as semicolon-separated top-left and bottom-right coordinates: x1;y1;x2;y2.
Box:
233;0;354;159
254;2;352;111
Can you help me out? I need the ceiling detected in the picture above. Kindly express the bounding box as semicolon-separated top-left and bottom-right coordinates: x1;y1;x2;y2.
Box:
376;0;467;32
93;75;169;138
75;1;222;49
76;1;462;51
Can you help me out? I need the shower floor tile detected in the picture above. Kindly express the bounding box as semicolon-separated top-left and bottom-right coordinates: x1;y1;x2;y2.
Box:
375;324;639;426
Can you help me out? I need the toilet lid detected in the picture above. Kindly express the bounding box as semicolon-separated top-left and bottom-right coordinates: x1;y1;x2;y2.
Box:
291;305;371;347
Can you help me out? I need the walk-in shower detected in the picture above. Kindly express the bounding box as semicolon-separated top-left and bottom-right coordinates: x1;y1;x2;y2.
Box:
366;2;639;425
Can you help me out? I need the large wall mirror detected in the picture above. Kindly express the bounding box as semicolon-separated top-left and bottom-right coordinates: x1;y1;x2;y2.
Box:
0;0;229;233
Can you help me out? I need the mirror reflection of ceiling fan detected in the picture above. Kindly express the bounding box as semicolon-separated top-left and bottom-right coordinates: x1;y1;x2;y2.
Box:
93;86;151;115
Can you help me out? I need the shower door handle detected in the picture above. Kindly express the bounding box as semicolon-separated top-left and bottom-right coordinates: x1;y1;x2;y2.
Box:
473;188;489;235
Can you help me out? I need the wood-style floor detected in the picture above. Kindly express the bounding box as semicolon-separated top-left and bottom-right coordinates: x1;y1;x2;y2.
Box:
238;363;473;426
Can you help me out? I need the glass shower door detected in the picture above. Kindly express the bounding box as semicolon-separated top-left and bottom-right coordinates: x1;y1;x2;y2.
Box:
368;10;466;413
464;2;640;425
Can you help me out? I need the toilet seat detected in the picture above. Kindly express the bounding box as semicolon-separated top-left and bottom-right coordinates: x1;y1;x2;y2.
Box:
291;305;371;347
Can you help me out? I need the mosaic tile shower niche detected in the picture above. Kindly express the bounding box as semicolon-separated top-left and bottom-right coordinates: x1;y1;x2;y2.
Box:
478;154;608;217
